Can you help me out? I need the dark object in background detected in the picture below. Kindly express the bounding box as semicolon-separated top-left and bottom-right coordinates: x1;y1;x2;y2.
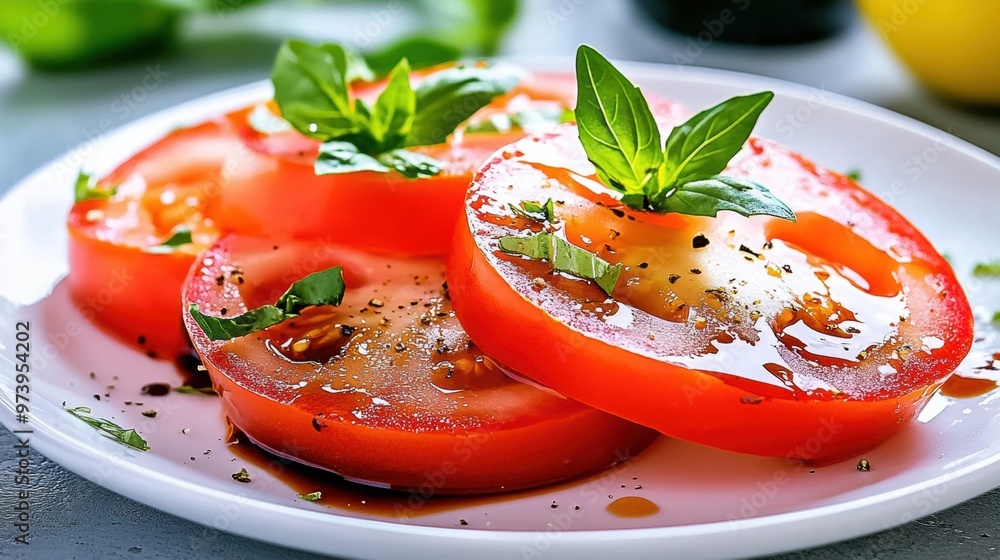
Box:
634;0;853;45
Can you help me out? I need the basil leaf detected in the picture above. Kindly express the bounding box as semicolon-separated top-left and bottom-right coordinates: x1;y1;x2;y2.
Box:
376;149;443;179
189;266;346;341
369;59;416;148
174;385;216;395
661;91;773;187
74;171;116;203
574;45;662;195
406;64;520;147
65;406;150;451
973;261;1000;277
993;310;1000;325
272;40;362;141
651;176;795;220
465;106;574;134
147;227;192;253
510;199;556;222
315;141;391;175
499;232;622;296
845;168;863;182
365;35;462;76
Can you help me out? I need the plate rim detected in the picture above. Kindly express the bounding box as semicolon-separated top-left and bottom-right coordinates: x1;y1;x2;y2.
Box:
4;58;1000;559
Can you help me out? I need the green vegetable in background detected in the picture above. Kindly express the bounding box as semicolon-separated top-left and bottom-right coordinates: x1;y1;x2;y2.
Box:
0;0;517;72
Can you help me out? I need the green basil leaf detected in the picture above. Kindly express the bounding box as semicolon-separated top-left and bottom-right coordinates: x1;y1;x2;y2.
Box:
271;40;362;141
661;91;773;186
146;227;192;253
510;198;556;222
465;106;574;134
845;168;863;182
74;171;116;203
65;406;150;451
574;45;662;195
993;310;1000;325
364;35;463;76
651;175;795;220
369;58;416;148
315;141;391;175
174;385;216;395
376;149;443;179
405;64;520;147
973;261;1000;277
499;232;622;296
189;266;346;341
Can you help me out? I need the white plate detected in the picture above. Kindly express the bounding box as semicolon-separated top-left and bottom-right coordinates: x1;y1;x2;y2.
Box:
3;61;1000;560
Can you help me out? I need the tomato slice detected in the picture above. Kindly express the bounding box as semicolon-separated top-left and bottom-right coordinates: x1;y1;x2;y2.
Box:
213;72;578;256
182;235;656;492
447;123;973;463
67;69;574;357
67;119;242;358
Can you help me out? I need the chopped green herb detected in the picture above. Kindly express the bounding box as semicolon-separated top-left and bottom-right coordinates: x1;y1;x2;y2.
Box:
146;227;193;254
298;491;322;501
972;261;1000;277
232;468;252;483
845;168;863;182
510;198;556;223
174;385;216;396
465;106;575;134
65;406;149;451
74;171;116;203
499;232;622;296
189;266;346;341
573;45;794;221
992;310;1000;325
271;40;517;180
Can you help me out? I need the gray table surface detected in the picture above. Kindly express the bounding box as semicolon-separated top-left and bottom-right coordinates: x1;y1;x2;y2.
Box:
2;1;999;558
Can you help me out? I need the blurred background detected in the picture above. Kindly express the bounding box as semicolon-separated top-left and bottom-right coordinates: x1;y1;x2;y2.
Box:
1;0;999;192
1;0;999;558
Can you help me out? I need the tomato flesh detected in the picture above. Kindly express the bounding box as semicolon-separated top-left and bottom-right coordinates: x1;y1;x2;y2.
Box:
214;73;578;256
67;69;576;357
182;235;656;492
67;119;239;358
447;120;973;462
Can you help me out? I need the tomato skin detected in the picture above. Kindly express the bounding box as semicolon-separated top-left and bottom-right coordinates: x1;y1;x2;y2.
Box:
447;123;973;463
67;202;194;358
215;73;578;256
183;235;657;492
65;119;238;359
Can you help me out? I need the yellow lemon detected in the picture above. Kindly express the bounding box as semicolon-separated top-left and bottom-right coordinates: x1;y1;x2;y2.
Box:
858;0;1000;105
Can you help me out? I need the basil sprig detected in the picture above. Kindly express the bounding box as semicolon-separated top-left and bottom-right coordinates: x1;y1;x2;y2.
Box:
499;232;622;297
74;171;116;203
574;45;794;221
65;407;149;452
271;40;518;179
189;266;346;341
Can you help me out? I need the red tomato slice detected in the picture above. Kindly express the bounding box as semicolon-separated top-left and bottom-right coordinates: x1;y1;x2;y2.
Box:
447;122;973;463
213;72;579;256
67;69;575;357
67;119;241;359
182;235;656;492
